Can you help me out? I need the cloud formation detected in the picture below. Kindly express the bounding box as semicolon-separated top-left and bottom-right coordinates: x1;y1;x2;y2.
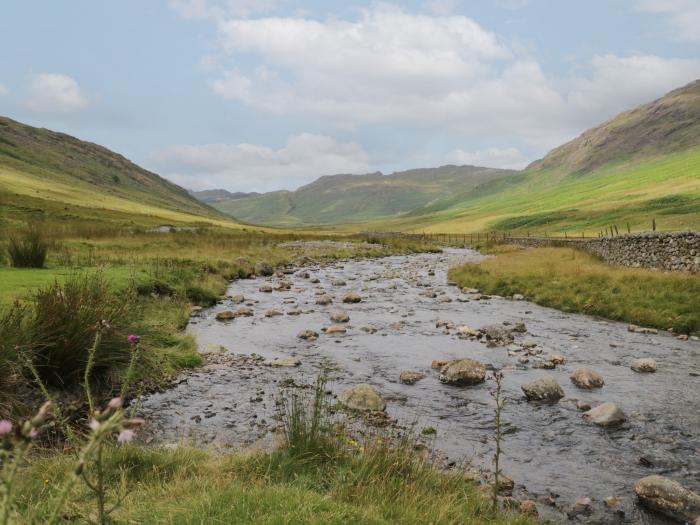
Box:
152;133;370;191
637;0;700;41
208;5;700;149
24;73;89;114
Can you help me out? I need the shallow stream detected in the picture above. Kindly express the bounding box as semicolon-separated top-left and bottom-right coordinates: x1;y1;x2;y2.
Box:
140;248;700;523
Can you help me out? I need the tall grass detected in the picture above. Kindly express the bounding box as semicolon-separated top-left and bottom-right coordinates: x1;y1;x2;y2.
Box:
7;225;48;268
450;246;700;334
11;273;137;388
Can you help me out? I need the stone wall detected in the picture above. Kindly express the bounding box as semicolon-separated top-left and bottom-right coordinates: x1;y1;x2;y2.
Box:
504;231;700;273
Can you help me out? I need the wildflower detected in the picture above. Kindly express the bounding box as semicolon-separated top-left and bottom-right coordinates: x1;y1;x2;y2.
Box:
0;419;12;436
28;429;39;440
117;429;136;444
127;334;140;344
89;419;101;432
107;397;123;410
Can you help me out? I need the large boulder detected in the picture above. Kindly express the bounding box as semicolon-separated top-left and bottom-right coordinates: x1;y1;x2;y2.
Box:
254;261;274;276
570;368;605;389
631;358;657;373
634;475;700;523
521;375;564;402
439;359;486;386
338;384;386;412
584;402;626;427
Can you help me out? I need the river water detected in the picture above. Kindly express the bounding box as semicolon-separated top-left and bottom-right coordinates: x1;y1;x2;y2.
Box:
139;248;700;523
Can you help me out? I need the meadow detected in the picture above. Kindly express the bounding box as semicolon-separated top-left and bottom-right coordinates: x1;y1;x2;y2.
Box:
449;245;700;334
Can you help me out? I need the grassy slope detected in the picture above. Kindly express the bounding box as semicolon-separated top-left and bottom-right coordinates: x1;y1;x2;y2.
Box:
449;245;700;334
0;116;258;231
208;166;514;227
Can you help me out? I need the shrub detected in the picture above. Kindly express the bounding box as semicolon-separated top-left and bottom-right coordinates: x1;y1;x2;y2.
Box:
185;286;218;306
7;225;49;268
19;273;137;388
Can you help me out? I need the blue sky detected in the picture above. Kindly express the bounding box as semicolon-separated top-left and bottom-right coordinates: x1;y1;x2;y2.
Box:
1;0;699;192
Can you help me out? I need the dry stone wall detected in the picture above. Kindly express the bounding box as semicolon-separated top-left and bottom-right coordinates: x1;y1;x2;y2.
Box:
505;231;700;273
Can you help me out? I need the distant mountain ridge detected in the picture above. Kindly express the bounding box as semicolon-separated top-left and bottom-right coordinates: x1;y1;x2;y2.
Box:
199;165;515;226
189;189;260;203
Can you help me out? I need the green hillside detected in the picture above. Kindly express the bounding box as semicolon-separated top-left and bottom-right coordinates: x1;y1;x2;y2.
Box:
0;116;242;229
380;79;700;233
204;166;515;226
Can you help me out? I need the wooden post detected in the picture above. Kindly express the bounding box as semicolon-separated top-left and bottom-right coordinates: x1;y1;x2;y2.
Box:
652;218;656;231
626;222;630;234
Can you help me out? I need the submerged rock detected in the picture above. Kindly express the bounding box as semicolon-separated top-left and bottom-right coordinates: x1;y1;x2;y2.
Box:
521;374;564;402
266;357;301;367
584;402;626;427
457;325;480;338
570;368;605;389
338;384;386;412
634;475;700;523
297;330;319;341
265;309;283;317
399;371;426;385
259;285;273;293
230;294;245;304
233;306;253;317
632;358;657;373
439;359;486;386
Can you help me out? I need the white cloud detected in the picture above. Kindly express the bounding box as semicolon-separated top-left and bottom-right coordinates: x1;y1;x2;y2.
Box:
448;147;529;170
24;73;89;114
0;83;9;96
207;5;700;149
637;0;700;41
152;133;370;191
422;0;457;15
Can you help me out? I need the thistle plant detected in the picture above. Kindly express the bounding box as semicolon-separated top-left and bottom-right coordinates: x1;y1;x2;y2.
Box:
491;370;504;511
46;397;144;525
0;402;53;525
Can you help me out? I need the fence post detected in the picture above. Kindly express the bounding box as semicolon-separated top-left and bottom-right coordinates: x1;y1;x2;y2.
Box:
626;223;630;234
652;218;656;231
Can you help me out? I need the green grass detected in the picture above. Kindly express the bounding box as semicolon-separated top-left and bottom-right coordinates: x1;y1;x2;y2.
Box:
449;246;700;334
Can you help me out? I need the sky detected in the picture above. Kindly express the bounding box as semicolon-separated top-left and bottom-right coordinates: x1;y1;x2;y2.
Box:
1;1;699;193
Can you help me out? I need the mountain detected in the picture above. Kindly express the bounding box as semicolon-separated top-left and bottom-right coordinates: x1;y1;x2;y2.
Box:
528;79;700;173
190;189;260;203
380;79;700;233
204;165;515;226
0;116;239;228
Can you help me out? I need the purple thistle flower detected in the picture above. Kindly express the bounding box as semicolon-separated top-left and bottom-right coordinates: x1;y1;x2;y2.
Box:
107;397;123;409
117;429;136;444
127;334;140;344
0;420;12;436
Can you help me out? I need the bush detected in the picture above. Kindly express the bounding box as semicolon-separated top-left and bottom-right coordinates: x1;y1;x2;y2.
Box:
185;285;218;306
7;225;49;268
19;273;138;388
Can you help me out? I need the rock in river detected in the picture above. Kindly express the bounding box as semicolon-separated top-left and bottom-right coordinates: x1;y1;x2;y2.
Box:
399;371;426;385
315;294;333;305
297;330;319;341
521;374;564;402
233;306;253;317
570;367;605;389
439;359;486;386
338;384;386;412
632;358;657;373
215;310;236;321
342;291;362;303
634;475;700;523
584;402;626;427
266;357;301;367
324;324;347;335
479;324;513;344
330;310;350;323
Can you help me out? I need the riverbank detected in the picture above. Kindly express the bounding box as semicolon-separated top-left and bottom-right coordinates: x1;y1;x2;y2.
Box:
449;245;700;335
